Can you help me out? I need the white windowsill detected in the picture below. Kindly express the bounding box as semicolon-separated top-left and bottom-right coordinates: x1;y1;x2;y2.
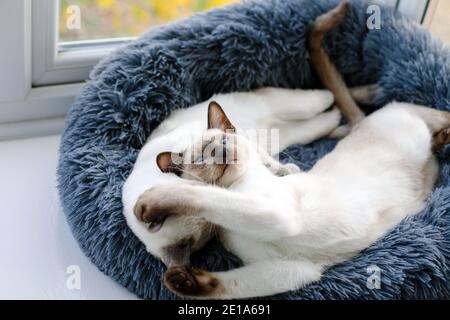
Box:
0;135;137;299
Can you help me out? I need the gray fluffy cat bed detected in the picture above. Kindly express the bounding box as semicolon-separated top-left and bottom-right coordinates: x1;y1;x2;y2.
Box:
57;0;450;299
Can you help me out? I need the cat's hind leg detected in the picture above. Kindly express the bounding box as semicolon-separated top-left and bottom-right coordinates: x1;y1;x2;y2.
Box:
326;84;379;138
277;107;341;151
259;87;335;121
164;259;323;299
259;148;301;176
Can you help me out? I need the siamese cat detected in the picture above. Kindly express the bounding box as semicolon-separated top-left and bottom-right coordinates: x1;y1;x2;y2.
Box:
122;0;374;267
122;2;377;271
132;1;450;299
122;86;350;265
122;85;377;267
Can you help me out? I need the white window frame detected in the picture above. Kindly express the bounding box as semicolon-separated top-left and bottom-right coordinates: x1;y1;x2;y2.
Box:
0;0;83;141
0;0;437;141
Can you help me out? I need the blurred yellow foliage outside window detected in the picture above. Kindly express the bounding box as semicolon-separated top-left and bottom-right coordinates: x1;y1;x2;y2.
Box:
59;0;239;42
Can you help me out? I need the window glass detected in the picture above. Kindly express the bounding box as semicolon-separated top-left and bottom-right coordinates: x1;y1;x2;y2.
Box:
59;0;238;43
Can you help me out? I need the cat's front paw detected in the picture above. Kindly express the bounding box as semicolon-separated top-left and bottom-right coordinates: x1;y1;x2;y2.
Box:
164;266;223;298
134;185;184;232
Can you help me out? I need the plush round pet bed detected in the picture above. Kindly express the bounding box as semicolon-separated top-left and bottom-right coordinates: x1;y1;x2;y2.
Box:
57;0;450;299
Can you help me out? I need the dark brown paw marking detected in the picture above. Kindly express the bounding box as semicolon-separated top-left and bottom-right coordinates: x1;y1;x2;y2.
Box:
133;184;198;232
133;193;174;232
164;267;222;297
433;128;450;152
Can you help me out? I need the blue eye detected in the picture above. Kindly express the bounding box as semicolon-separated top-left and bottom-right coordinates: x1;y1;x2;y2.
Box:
222;138;229;145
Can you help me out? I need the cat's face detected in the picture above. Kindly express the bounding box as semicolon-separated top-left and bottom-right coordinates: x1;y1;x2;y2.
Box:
158;130;250;187
157;101;255;187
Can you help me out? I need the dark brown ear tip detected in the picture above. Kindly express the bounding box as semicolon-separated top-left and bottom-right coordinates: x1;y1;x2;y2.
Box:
208;101;221;110
337;1;350;13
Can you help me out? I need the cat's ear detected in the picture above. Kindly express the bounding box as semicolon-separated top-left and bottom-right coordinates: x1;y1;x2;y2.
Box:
208;101;236;132
157;152;183;176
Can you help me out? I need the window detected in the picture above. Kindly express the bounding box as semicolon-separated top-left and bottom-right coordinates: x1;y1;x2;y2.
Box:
423;0;450;45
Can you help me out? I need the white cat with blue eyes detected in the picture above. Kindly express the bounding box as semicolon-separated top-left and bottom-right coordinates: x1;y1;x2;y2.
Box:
122;86;346;266
122;3;375;293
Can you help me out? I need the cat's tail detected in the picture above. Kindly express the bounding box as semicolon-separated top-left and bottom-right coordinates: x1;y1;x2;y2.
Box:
308;1;365;135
